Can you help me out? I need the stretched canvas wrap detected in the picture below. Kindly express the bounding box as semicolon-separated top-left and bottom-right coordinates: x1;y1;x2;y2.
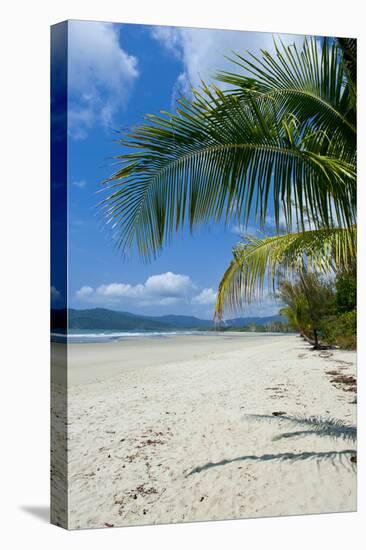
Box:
51;20;357;530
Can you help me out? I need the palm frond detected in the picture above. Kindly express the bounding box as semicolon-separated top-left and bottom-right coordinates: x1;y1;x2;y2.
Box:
336;37;357;111
100;86;355;260
214;226;356;319
217;36;356;149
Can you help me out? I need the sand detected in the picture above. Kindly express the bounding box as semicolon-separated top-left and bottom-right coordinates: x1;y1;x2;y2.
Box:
52;333;357;529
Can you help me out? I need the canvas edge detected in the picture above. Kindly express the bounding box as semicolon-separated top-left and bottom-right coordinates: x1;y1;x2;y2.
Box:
50;19;69;530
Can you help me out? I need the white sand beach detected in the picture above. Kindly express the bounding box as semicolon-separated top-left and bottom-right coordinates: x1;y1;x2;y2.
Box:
53;333;357;529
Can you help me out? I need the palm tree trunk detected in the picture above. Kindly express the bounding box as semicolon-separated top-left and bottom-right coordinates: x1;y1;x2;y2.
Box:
299;270;321;349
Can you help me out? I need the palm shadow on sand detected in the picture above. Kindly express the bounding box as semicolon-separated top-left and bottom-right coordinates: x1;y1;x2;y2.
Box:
186;415;357;477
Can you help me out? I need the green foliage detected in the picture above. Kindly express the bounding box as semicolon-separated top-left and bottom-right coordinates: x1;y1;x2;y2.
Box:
99;36;357;338
217;38;356;152
277;273;356;349
299;272;335;328
321;309;357;349
335;273;357;314
278;273;335;346
214;227;355;319
100;37;356;261
279;280;312;336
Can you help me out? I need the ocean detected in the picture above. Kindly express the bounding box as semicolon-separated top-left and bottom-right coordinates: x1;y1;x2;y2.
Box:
51;329;212;344
51;329;288;344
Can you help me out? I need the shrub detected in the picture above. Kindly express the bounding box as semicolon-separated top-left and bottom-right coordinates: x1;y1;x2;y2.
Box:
335;273;357;314
321;309;357;350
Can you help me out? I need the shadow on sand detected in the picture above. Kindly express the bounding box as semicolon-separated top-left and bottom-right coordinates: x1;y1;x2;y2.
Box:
186;414;357;476
186;450;355;476
249;414;357;443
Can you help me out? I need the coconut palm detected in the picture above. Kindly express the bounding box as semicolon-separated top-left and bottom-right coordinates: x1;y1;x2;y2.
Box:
278;281;311;337
214;225;356;319
100;36;356;314
277;273;335;348
212;37;356;318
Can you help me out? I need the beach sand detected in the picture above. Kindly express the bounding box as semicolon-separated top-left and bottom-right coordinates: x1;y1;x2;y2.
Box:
52;333;357;529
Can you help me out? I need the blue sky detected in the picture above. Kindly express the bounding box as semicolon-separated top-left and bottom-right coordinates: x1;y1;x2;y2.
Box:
58;20;306;319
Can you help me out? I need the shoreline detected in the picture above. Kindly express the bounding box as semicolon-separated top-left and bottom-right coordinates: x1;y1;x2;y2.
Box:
51;330;293;345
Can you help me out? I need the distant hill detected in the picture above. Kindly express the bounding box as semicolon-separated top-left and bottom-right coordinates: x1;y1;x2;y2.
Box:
51;308;284;331
52;308;172;331
151;314;212;329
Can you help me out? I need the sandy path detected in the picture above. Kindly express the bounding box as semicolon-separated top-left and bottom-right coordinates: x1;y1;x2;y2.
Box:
53;334;356;529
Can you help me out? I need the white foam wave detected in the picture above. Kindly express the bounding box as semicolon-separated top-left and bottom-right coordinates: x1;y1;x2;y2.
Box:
51;330;201;341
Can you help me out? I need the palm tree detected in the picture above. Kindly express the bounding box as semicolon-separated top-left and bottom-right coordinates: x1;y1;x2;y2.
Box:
214;225;356;319
100;36;356;315
278;273;335;348
278;280;311;338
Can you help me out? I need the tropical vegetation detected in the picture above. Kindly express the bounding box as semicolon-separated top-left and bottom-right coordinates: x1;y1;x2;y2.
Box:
100;36;356;348
278;271;356;349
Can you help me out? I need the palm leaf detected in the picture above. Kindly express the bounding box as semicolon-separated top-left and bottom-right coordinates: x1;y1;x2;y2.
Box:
214;226;356;319
336;37;357;111
100;85;355;260
217;36;356;152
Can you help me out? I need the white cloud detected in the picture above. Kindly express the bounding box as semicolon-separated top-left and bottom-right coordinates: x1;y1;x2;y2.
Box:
192;288;217;305
74;273;281;317
75;272;195;307
68;21;139;139
51;286;61;302
96;282;144;299
144;272;193;296
231;224;258;235
72;179;87;189
151;26;305;100
151;27;182;58
75;285;93;299
231;212;290;236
